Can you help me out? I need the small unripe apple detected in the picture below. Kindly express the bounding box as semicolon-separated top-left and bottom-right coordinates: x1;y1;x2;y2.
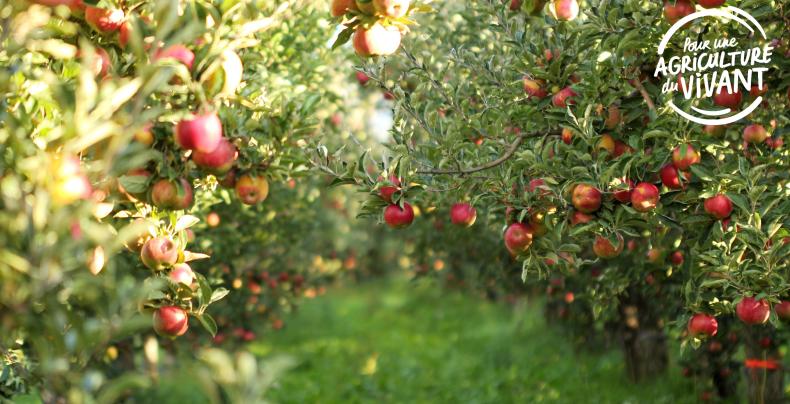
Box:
688;314;718;337
151;178;193;210
743;124;767;144
571;184;602;213
192;137;237;174
384;203;415;228
450;203;477;227
630;182;659;212
593;233;624;259
552;86;577;108
331;0;358;16
85;6;124;33
504;223;534;254
352;23;401;57
175;112;223;153
713;87;742;109
153;306;189;337
169;263;195;285
549;0;579;21
672;144;700;170
775;301;790;322
663;0;694;24
235;174;269;205
373;0;410;18
697;0;725;8
523;77;548;99
703;194;733;220
154;45;196;70
140;237;179;270
660;164;691;190
736;297;770;325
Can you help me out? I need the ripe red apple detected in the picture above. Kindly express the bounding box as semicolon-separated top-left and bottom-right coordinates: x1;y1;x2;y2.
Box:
672;144;700;170
154;45;196;70
140;236;179;270
119;21;133;48
698;0;725;8
631;182;659;212
736;297;770;325
151;178;193;210
750;83;768;97
169;263;195;285
450;203;477;227
704;194;733;220
192;137;236;174
235;174;269;205
550;0;579;21
663;0;694;24
85;6;124;33
613;140;633;158
504;223;534;255
175;112;223;153
775;301;790;322
743;124;767;144
384;203;415;228
353;23;402;57
571;184;602;213
646;248;664;264
765;136;783;150
373;0;410;18
509;0;522;10
612;178;634;203
670;251;684;265
356;71;370;85
688;314;718;337
713;87;742;109
570;211;594;226
379;176;401;203
331;0;358;16
660;164;691;190
523;77;548;99
552;86;577;108
561;128;573;145
153;306;189;337
593;233;624;259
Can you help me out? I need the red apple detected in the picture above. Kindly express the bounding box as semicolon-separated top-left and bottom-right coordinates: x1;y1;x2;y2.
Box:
743;124;767;144
631;182;659;212
612;178;634;203
235;174;269;205
736;297;770;325
154;45;196;70
550;0;579;21
353;23;402;57
523;77;548;99
570;211;594;226
571;184;602;213
660;164;691;190
552;86;577;108
373;0;410;18
450;203;477;227
81;47;111;77
750;84;768;97
561;128;573;145
688;314;718;337
766;136;783;150
604;105;622;129
672;144;700;170
140;237;179;270
698;0;725;8
504;223;534;254
646;248;664;264
379;176;401;203
169;263;195;285
175;112;223;153
153;306;189;337
774;301;790;322
704;194;733;220
593;233;624;259
151;178;193;210
663;0;694;24
384;203;415;228
713;87;742;109
192;137;237;174
85;6;124;33
331;0;358;16
356;71;370;85
670;251;684;265
597;134;616;156
119;21;133;48
613;140;634;157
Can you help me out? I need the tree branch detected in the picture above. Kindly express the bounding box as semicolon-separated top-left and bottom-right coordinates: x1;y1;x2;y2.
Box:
632;79;657;114
417;131;550;175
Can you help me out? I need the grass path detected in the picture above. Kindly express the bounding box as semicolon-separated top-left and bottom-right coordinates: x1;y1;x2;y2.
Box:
253;277;697;404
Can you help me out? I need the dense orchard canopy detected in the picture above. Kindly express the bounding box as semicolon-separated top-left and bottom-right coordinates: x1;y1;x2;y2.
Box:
0;0;788;401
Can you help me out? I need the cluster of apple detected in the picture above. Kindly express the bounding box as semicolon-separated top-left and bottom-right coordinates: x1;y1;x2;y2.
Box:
509;0;579;21
377;176;479;230
663;0;727;24
330;0;422;57
688;298;790;338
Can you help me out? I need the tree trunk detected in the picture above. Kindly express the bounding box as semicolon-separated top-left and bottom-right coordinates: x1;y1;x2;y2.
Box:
619;300;668;382
742;326;785;404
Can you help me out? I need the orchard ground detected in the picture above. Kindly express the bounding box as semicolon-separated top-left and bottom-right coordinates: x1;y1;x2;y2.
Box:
146;276;701;403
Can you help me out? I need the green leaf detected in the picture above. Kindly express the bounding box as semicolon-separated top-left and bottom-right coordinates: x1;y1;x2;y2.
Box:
197;313;218;337
332;26;355;50
210;288;230;304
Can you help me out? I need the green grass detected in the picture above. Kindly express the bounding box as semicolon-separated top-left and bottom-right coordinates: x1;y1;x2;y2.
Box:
253;277;698;404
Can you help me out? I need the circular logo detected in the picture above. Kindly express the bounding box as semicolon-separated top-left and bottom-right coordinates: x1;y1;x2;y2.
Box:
654;7;774;126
